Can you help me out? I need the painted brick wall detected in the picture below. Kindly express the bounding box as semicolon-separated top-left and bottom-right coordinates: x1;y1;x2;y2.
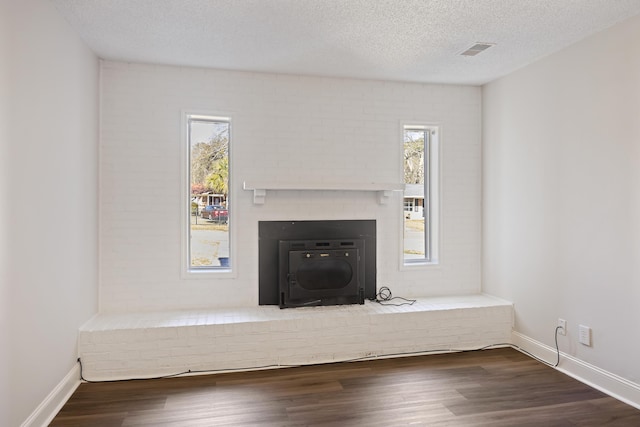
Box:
100;61;481;312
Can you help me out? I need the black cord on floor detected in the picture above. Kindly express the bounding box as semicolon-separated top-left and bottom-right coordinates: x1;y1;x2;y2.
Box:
77;326;561;383
372;286;416;306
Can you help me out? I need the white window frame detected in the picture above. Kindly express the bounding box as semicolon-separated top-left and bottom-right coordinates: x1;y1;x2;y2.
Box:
400;122;440;267
181;111;236;279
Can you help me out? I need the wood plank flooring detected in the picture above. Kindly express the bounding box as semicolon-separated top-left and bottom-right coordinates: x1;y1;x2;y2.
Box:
50;348;640;426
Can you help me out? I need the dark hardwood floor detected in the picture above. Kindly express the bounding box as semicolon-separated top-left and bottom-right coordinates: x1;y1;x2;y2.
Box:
50;348;640;426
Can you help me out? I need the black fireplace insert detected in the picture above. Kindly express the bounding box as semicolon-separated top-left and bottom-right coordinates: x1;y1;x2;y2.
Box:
279;239;365;308
258;220;376;306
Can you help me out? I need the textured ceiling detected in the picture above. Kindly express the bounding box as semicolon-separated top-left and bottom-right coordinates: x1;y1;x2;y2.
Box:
51;0;640;85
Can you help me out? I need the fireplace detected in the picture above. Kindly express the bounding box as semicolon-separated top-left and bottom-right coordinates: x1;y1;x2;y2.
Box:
259;220;376;307
279;239;365;308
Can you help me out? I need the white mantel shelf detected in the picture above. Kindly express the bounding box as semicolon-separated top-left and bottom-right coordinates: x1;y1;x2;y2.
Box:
243;181;404;205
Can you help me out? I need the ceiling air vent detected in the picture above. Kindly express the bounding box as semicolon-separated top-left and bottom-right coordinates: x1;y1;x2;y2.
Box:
460;43;495;56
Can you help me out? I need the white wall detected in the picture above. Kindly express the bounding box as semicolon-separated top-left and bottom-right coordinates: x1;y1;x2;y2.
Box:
0;0;99;425
100;63;482;312
0;0;10;422
483;14;640;385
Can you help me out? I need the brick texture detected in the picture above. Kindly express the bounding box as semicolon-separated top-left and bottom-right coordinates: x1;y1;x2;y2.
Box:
79;295;512;380
99;61;482;312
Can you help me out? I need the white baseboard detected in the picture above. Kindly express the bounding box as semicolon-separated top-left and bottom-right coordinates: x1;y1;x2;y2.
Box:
512;331;640;410
21;363;81;427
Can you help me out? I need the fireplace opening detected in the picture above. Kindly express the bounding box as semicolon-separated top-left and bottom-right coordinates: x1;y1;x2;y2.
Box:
279;239;365;308
258;220;376;307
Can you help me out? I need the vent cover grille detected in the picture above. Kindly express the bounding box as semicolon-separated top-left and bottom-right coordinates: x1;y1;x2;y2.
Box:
460;43;495;56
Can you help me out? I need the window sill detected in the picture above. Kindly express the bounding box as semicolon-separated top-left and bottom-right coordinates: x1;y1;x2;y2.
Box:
401;260;440;270
182;268;236;280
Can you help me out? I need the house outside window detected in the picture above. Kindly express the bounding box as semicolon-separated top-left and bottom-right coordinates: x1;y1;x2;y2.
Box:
403;124;439;265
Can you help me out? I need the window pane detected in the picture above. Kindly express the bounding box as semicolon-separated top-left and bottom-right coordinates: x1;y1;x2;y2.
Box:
403;128;427;261
189;118;230;268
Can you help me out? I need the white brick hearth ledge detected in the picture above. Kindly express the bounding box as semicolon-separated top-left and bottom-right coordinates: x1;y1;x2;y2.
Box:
78;294;513;381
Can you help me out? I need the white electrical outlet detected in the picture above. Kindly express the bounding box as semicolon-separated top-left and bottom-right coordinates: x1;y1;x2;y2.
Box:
558;318;566;336
579;325;592;346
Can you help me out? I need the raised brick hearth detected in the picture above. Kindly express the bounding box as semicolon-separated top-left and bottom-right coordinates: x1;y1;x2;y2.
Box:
78;294;512;381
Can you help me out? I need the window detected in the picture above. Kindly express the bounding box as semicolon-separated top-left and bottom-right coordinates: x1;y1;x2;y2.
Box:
187;114;231;271
404;199;415;212
403;124;439;264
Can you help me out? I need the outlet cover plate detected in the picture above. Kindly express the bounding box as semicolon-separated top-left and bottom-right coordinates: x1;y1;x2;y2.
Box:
579;325;592;346
558;318;567;335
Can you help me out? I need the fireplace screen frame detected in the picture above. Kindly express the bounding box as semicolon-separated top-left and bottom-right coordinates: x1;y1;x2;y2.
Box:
279;239;365;308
